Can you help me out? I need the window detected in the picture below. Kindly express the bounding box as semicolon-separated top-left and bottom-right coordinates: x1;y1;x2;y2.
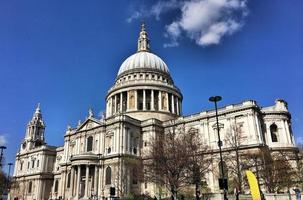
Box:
20;162;23;170
37;160;39;168
32;160;35;168
54;180;59;192
67;172;71;188
105;167;112;185
270;124;278;142
28;181;32;193
87;136;93;152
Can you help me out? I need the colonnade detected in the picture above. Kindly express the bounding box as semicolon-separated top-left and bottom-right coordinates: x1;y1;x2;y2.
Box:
107;89;181;117
69;164;99;199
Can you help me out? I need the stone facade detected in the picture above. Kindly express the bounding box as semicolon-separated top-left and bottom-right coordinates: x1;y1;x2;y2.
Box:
9;24;299;200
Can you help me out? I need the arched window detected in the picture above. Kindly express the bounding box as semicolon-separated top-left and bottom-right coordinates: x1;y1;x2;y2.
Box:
54;180;59;192
105;166;112;185
67;172;71;188
32;160;35;168
87;136;93;152
28;181;32;193
270;124;278;142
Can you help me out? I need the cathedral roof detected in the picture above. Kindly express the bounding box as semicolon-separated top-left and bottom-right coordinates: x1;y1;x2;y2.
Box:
117;23;170;76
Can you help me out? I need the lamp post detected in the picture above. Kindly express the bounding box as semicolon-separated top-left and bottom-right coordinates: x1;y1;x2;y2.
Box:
7;163;13;188
0;146;7;169
209;96;228;200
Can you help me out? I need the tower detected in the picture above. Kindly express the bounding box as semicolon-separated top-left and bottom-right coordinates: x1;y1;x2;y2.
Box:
21;104;46;151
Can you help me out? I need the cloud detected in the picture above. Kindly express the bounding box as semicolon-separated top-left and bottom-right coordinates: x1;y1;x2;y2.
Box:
128;0;248;47
0;135;7;146
127;0;181;23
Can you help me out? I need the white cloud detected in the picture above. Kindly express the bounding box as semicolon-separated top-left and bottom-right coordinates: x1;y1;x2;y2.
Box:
198;20;242;45
150;0;181;20
127;0;181;23
0;135;7;146
128;0;248;47
127;11;143;23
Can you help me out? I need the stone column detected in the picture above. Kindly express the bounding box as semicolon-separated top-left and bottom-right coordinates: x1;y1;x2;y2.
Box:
284;120;291;144
98;166;103;198
166;92;169;111
151;90;155;110
171;94;175;114
70;167;75;196
110;97;113;116
159;91;162;111
114;95;117;114
176;97;179;115
135;90;138;110
76;165;81;199
127;91;130;111
85;165;89;198
94;166;98;195
120;93;123;112
143;90;146;110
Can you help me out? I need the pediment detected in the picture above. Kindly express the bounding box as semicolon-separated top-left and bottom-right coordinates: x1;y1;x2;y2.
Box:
77;118;102;132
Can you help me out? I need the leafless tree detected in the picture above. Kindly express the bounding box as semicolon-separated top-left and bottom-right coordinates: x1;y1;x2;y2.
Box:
224;125;246;192
144;125;212;200
243;148;297;193
0;170;9;196
144;125;189;200
297;144;303;188
184;128;212;200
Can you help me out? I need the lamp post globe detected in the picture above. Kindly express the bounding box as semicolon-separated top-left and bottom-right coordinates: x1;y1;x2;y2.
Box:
209;96;222;103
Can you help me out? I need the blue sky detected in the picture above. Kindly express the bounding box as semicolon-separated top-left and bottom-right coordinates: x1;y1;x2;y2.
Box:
0;0;302;173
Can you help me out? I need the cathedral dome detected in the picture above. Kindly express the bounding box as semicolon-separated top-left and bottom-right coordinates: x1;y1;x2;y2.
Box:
106;23;182;121
117;23;170;77
118;51;169;76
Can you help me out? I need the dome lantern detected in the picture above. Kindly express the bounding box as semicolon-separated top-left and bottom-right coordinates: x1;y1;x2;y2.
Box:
137;23;150;52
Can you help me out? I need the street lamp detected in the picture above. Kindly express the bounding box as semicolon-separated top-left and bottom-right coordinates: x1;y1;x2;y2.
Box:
0;146;7;168
7;163;13;190
209;96;228;200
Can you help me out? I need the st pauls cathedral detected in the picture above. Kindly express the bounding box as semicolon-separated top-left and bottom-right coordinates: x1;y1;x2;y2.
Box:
9;24;299;200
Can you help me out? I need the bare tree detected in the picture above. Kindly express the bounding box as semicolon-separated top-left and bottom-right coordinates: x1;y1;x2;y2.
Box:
144;126;189;200
0;170;9;196
184;128;211;200
297;144;303;188
243;148;297;193
224;125;246;192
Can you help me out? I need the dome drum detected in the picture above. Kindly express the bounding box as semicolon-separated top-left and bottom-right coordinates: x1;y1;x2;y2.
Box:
106;87;182;121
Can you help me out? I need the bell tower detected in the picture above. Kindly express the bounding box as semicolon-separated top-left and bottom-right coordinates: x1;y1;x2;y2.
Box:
21;104;46;150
